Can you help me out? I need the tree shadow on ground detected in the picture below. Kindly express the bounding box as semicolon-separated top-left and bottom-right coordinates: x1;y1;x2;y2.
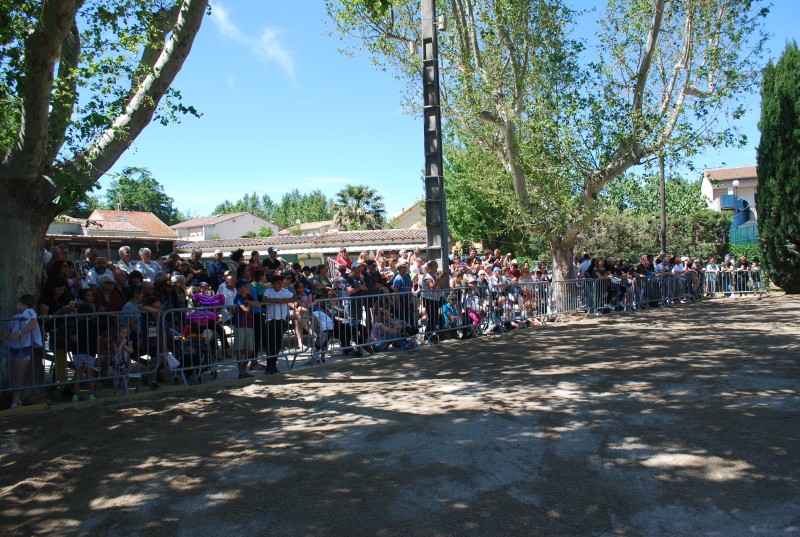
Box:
0;296;798;536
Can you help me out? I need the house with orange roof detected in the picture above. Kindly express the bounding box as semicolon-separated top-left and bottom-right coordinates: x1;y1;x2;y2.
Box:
46;210;178;261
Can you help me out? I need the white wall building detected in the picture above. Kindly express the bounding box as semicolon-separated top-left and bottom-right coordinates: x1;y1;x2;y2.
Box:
701;165;758;220
171;212;281;242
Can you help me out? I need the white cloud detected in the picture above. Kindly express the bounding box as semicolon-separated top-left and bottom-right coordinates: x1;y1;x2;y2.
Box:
210;3;296;85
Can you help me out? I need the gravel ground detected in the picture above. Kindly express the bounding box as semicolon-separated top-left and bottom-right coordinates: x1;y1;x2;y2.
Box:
1;294;798;537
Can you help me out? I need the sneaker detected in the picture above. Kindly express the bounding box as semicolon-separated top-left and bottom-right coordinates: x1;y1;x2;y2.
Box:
72;394;80;402
10;402;22;409
268;365;279;374
88;394;97;401
238;372;253;379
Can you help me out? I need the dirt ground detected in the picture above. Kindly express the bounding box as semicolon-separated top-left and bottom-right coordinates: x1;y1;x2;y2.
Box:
1;294;799;537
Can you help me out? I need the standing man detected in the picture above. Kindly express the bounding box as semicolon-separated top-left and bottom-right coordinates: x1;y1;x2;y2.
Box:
262;274;295;374
207;249;228;291
79;248;98;283
262;246;283;277
392;259;414;325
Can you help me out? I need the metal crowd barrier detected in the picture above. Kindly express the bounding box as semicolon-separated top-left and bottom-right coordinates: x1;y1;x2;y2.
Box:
1;301;308;405
0;309;163;403
161;304;307;377
1;269;768;406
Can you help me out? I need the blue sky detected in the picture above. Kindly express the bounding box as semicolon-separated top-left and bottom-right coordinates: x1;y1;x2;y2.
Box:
107;1;799;220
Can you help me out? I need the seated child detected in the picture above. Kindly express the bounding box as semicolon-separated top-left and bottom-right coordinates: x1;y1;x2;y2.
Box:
370;309;413;352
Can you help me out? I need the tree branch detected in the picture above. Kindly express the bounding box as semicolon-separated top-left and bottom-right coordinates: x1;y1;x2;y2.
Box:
66;0;208;190
631;0;666;117
46;22;81;164
3;0;80;180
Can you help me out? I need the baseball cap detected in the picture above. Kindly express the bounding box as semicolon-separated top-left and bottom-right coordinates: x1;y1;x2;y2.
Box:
351;262;361;269
214;249;224;255
267;247;278;254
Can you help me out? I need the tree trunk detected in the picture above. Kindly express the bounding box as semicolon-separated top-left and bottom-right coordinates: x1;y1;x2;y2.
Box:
550;237;576;315
0;197;49;393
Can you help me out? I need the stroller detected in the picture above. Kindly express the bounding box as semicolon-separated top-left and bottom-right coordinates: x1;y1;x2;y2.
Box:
173;308;219;384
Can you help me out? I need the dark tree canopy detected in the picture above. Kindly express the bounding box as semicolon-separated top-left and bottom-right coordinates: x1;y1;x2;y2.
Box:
757;42;800;293
104;167;180;225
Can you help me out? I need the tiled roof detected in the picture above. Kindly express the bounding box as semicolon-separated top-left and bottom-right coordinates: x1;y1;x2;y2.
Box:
178;228;427;252
170;212;251;229
88;210;178;239
86;220;143;233
278;219;336;235
704;165;757;181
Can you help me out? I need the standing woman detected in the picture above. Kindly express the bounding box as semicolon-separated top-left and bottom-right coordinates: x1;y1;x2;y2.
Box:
420;261;448;337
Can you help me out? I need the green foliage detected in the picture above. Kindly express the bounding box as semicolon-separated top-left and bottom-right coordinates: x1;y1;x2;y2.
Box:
214;189;332;228
575;210;730;262
272;189;331;228
444;136;545;254
103;167;180;225
598;173;710;215
757;42;800;293
729;243;761;264
65;193;102;219
331;184;386;230
257;225;274;238
327;0;767;279
0;1;202;183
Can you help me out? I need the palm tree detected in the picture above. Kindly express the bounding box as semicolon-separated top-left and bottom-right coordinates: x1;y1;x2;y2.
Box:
331;184;386;230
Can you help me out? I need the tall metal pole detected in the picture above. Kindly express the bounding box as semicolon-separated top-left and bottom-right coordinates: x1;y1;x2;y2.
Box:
659;154;667;254
422;0;448;271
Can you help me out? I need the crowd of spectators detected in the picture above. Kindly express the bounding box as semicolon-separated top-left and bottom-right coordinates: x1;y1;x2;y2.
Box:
6;241;762;408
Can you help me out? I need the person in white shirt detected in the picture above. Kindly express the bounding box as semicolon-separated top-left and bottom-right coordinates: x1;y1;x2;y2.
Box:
117;245;136;274
261;275;295;374
705;256;720;296
86;256;112;290
135;248;161;282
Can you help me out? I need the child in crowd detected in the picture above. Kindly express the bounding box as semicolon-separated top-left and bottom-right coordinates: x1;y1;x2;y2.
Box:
7;294;42;408
111;325;133;395
370;309;413;352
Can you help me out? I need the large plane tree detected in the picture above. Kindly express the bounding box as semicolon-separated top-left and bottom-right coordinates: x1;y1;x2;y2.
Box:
327;0;767;282
0;0;208;318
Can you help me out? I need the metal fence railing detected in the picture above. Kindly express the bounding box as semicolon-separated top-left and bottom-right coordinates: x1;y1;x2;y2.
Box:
1;270;767;408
